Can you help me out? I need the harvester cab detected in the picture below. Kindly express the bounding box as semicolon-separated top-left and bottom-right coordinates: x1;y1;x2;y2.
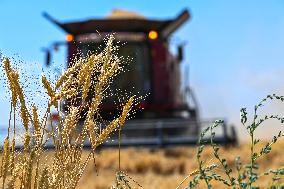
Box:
43;9;237;147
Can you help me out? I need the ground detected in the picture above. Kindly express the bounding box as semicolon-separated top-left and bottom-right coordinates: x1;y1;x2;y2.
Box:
76;140;284;189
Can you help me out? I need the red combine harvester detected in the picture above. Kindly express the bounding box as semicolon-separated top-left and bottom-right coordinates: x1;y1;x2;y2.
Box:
43;9;237;147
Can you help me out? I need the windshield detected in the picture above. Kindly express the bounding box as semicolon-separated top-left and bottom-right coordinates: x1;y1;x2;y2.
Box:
78;41;151;103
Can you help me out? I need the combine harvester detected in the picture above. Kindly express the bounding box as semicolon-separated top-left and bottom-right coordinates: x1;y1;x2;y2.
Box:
43;9;237;147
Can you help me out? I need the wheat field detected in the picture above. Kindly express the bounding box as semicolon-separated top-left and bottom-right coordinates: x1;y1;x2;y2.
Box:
0;140;282;188
73;140;284;189
0;35;283;188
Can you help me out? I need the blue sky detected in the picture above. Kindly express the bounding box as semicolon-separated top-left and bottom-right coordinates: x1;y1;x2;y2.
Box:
1;0;284;141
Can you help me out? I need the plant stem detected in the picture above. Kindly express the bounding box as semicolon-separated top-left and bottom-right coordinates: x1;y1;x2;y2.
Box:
249;131;254;189
118;126;121;171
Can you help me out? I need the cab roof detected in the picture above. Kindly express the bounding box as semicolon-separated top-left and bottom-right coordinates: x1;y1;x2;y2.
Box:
44;9;190;38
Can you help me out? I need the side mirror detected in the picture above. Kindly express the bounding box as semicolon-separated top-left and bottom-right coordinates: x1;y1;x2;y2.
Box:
43;49;51;67
177;45;184;62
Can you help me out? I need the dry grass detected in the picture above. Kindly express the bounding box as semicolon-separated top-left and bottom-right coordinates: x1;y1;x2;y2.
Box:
0;35;137;189
1;140;283;188
74;140;284;189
